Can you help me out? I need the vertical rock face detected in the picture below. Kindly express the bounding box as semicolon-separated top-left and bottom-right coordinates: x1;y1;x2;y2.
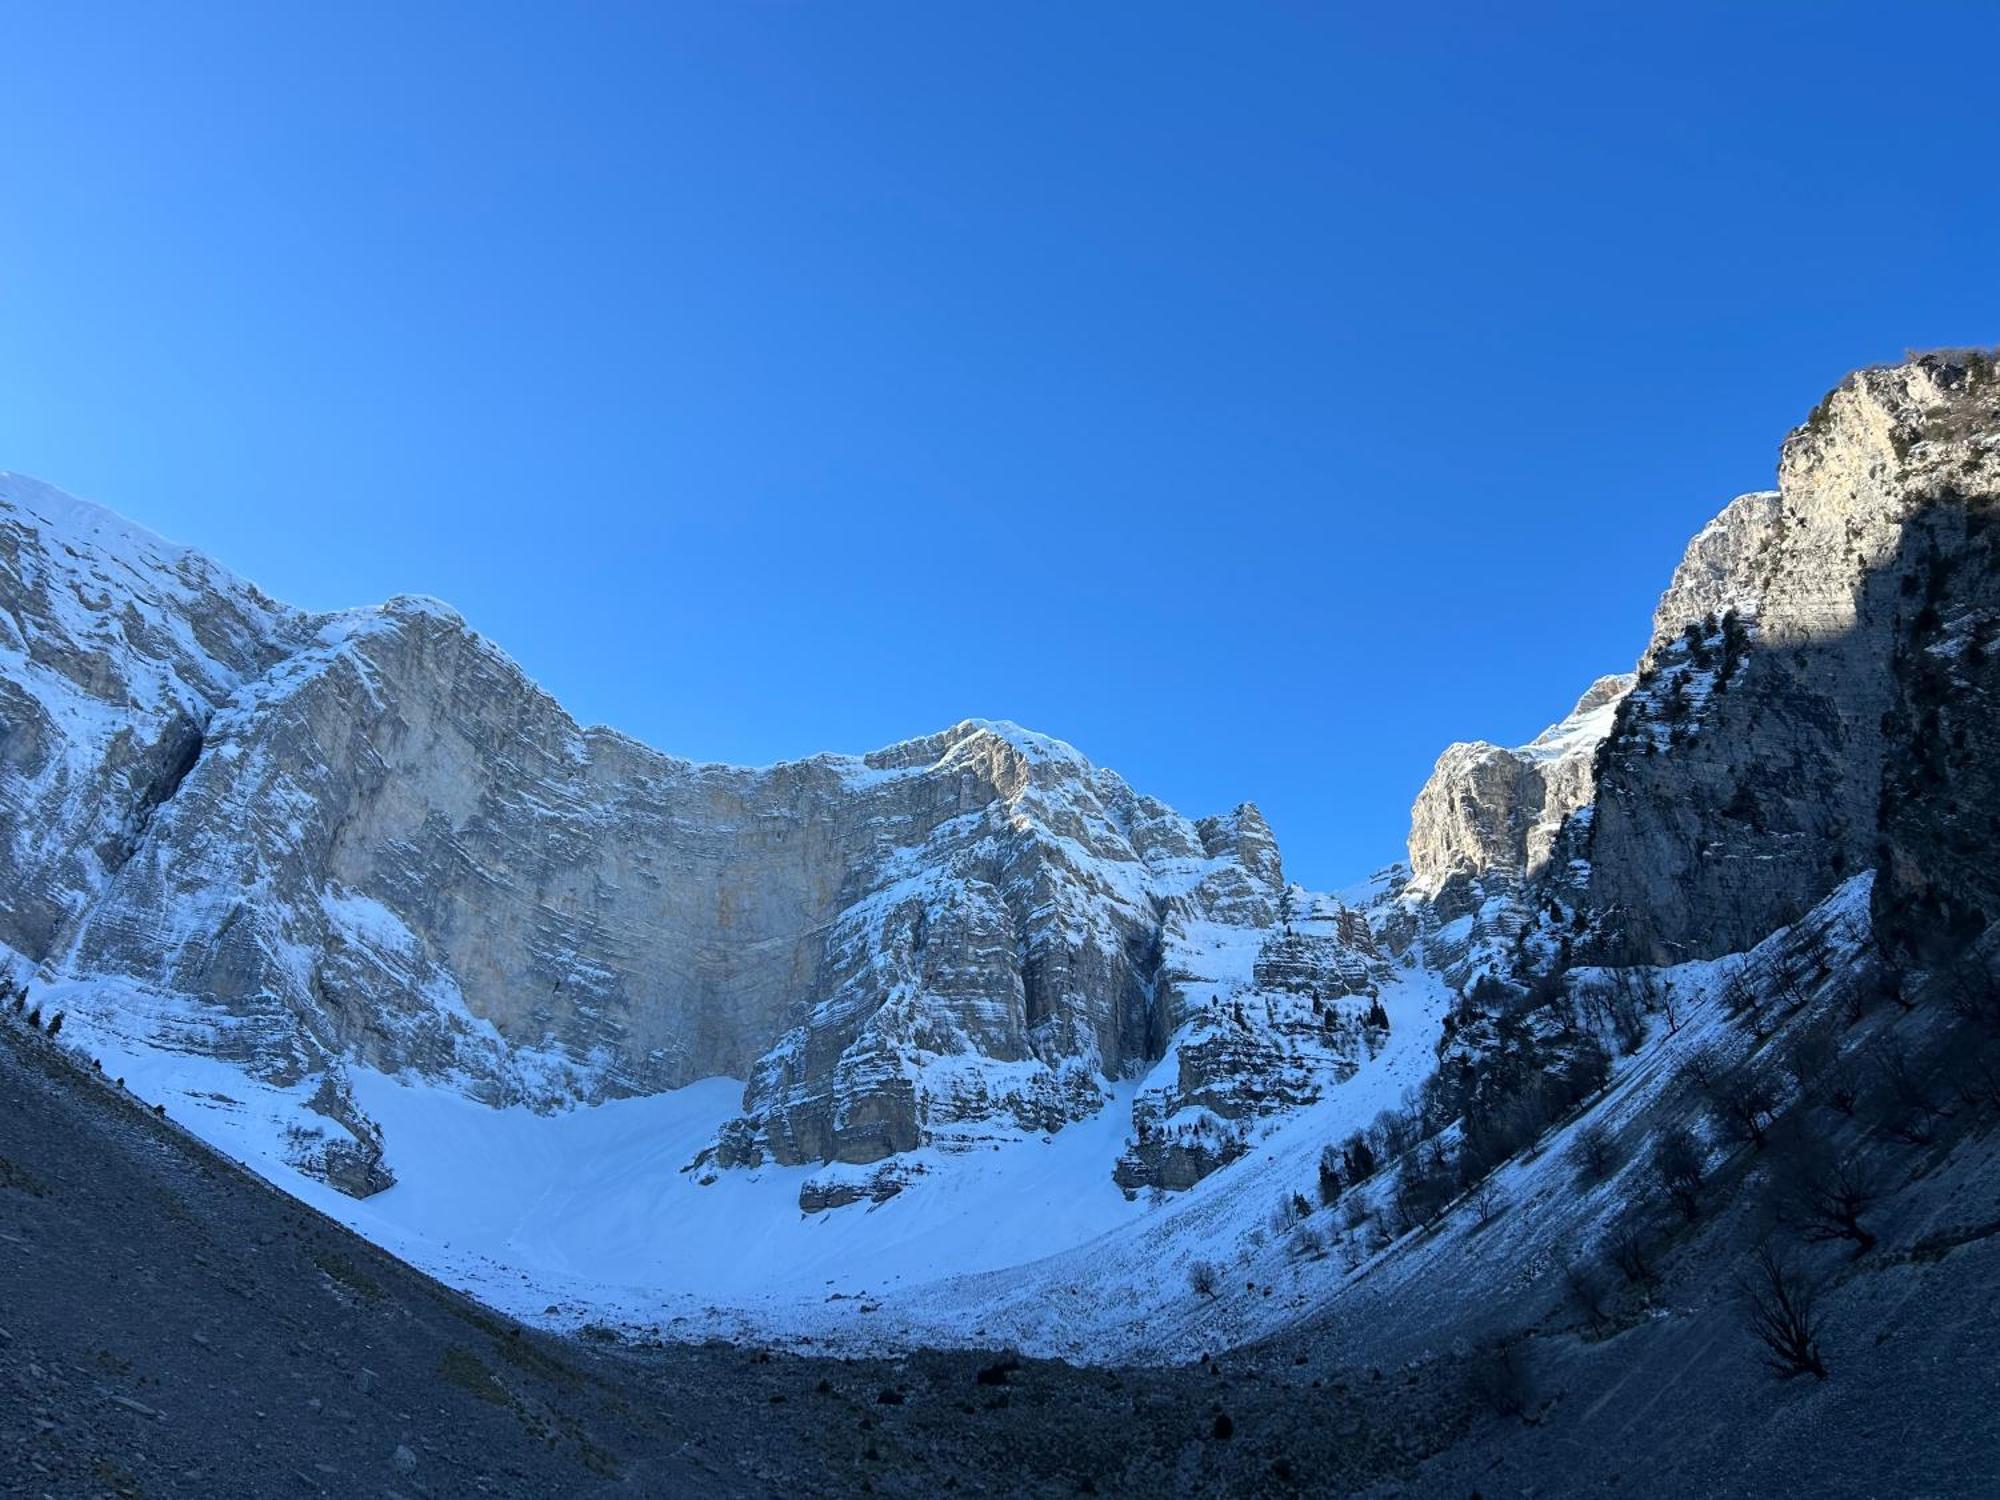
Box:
1406;674;1634;902
0;474;1380;1195
0;475;311;973
9;350;1994;1214
1582;352;2000;962
1398;675;1632;985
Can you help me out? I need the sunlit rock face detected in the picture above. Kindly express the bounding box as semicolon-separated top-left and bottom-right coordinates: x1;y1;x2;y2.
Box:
1407;674;1634;902
1582;353;2000;962
1395;676;1632;988
1112;892;1394;1196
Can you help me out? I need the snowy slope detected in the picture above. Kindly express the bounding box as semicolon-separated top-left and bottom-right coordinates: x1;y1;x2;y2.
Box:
36;953;1454;1362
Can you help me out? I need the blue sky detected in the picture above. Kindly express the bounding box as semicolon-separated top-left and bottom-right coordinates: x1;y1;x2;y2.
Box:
2;4;1995;888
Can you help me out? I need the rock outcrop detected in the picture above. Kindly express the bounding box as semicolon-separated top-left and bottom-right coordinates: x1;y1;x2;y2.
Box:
1407;674;1633;902
1396;676;1632;986
1113;892;1392;1195
1582;351;2000;962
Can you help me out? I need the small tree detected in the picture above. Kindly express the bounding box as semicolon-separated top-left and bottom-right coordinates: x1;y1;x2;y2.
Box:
1468;1177;1504;1228
1342;1133;1378;1185
1706;1065;1779;1150
1571;1122;1617;1185
1682;1043;1722;1091
1316;1146;1343;1208
45;1012;62;1038
1188;1259;1220;1299
1869;1039;1952;1145
1608;1219;1657;1292
1652;1125;1706;1221
1270;1192;1305;1234
1739;1245;1828;1380
1777;1143;1880;1255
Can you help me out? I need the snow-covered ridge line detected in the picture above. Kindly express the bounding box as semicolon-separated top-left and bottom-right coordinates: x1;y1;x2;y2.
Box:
0;471;1385;1218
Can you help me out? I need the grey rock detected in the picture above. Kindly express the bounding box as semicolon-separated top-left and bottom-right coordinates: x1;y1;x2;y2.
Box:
0;475;1374;1199
1583;351;2000;961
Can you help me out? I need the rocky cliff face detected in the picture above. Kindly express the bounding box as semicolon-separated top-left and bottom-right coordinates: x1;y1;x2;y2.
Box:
1581;351;2000;962
1395;675;1632;986
0;473;1379;1200
1113;893;1393;1194
1407;674;1633;903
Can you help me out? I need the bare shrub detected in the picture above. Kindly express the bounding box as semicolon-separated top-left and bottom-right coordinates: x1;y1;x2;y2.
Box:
1868;1038;1952;1145
1940;957;2000;1035
1739;1245;1828;1380
1465;1336;1537;1418
1774;1139;1880;1255
1571;1122;1617;1185
1706;1064;1780;1150
1270;1193;1305;1235
1946;1035;2000;1119
1188;1259;1220;1299
1558;1249;1609;1330
1607;1218;1658;1292
1682;1043;1721;1091
1651;1125;1706;1221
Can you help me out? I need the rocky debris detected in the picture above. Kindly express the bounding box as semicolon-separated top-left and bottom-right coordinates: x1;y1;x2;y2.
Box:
287;1072;395;1199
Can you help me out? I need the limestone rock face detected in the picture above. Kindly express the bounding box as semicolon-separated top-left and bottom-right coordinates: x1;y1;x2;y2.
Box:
0;474;1385;1199
1582;352;2000;962
1397;676;1632;987
1112;893;1392;1195
0;474;312;972
1406;675;1634;904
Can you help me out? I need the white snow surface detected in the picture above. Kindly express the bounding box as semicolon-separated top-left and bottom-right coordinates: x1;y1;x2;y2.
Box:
40;958;1453;1363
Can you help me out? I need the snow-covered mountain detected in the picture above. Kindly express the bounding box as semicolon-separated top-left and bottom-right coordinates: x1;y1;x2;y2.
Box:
0;470;1392;1211
7;348;2000;1371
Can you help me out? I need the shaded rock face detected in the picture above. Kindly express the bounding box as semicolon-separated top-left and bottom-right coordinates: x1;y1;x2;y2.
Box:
1581;353;2000;962
0;474;1331;1189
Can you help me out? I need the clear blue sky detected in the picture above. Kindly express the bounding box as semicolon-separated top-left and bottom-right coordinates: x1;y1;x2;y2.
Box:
2;4;1995;888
